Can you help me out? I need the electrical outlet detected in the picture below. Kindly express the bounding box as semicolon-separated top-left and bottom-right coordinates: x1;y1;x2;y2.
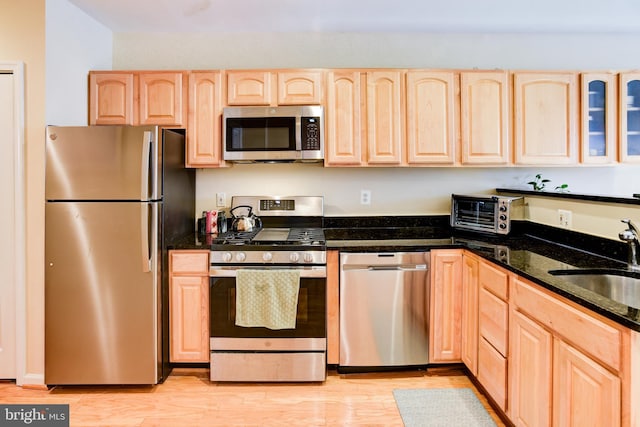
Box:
360;190;371;205
558;209;572;229
216;192;226;207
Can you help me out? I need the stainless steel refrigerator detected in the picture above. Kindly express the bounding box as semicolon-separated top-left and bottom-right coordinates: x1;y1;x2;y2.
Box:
44;126;195;385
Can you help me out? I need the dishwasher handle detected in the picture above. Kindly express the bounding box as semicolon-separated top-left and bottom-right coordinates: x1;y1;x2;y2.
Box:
342;264;428;272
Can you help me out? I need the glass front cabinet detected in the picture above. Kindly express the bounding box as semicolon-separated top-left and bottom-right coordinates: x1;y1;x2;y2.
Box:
620;73;640;163
580;73;617;164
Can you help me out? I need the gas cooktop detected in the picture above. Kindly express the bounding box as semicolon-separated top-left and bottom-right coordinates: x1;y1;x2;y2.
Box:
211;227;325;247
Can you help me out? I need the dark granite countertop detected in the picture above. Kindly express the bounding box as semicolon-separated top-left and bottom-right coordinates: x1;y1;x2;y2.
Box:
170;219;640;332
325;223;640;332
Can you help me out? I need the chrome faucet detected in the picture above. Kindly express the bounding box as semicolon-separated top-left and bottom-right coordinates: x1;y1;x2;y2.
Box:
619;219;640;270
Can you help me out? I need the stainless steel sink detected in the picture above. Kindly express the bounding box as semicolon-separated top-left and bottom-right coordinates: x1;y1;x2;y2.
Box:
548;268;640;309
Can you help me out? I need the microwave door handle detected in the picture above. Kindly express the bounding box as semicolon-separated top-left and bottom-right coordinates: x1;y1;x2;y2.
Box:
295;116;302;150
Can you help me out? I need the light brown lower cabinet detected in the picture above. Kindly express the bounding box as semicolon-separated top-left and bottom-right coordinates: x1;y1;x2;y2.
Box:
326;250;340;364
449;250;637;427
460;252;479;374
169;250;210;363
476;259;509;411
509;276;627;427
429;249;463;363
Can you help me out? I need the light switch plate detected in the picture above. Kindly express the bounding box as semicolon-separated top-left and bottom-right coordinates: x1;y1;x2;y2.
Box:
216;192;226;207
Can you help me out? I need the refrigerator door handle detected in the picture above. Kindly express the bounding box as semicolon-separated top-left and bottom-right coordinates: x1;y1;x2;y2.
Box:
140;131;153;201
141;203;151;273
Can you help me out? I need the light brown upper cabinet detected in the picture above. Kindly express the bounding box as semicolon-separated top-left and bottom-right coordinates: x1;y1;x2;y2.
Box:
619;72;640;163
138;72;187;126
460;71;510;165
89;72;135;125
580;73;618;164
325;70;403;166
406;71;458;165
325;70;363;166
89;71;186;127
226;69;324;106
187;71;225;167
366;70;404;165
513;72;579;165
278;70;324;105
226;70;272;105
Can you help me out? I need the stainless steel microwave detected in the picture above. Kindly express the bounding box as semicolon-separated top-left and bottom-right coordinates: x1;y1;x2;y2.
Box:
451;194;523;235
222;105;324;163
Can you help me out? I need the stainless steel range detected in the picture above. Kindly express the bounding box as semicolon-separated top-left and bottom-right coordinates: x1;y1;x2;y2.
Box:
209;196;326;382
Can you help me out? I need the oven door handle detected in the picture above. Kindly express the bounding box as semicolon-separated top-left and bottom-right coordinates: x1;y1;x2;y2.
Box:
210;266;327;278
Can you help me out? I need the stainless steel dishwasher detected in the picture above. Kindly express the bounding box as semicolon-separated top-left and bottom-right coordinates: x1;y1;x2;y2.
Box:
339;252;430;371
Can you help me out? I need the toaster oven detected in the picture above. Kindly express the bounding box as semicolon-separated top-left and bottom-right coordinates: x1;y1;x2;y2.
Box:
451;194;523;235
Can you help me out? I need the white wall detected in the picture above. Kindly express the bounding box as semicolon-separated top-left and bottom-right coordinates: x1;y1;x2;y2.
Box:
112;31;640;239
112;32;640;70
46;0;112;126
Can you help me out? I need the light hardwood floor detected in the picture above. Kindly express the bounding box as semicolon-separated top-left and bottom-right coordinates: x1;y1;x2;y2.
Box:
0;368;505;426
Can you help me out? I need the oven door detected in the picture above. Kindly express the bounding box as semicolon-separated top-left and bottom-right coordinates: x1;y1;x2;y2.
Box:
209;267;326;339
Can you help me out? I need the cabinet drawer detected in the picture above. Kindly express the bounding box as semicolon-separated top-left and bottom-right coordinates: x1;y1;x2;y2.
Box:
170;251;209;275
512;278;622;371
477;337;507;411
479;261;508;300
479;286;508;356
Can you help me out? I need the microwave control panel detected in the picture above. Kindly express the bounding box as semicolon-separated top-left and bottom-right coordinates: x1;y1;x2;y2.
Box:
301;116;321;150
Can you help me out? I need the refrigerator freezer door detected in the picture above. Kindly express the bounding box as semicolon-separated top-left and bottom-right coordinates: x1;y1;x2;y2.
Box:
45;201;160;384
45;126;160;201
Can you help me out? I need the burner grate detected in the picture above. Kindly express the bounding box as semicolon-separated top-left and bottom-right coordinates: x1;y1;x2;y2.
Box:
288;228;325;244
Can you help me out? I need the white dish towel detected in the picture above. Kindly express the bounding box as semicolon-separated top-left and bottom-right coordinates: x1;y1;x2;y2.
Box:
235;269;301;330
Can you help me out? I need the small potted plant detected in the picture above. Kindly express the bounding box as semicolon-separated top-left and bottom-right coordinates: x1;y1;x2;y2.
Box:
527;174;550;191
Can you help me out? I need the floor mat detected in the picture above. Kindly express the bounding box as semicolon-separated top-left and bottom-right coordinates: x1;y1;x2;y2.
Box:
393;387;497;427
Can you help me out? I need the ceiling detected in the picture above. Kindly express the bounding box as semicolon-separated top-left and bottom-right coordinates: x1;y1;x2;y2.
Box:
68;0;640;34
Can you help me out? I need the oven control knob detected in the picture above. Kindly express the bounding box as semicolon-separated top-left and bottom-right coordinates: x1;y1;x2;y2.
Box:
262;252;273;262
236;252;246;262
499;204;508;212
499;214;507;221
303;252;315;263
222;252;232;262
289;252;300;263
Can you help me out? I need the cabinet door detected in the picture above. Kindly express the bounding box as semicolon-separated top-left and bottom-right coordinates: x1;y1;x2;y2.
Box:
581;73;617;164
478;261;508;356
326;250;340;365
187;71;224;167
88;72;134;125
366;71;404;165
325;70;363;166
553;339;621;427
478;337;507;411
226;70;272;105
138;72;186;126
406;71;458;165
169;251;209;363
513;72;579;165
509;309;552;427
429;250;463;363
619;73;640;163
278;70;324;105
170;275;209;362
460;71;510;165
461;253;479;374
